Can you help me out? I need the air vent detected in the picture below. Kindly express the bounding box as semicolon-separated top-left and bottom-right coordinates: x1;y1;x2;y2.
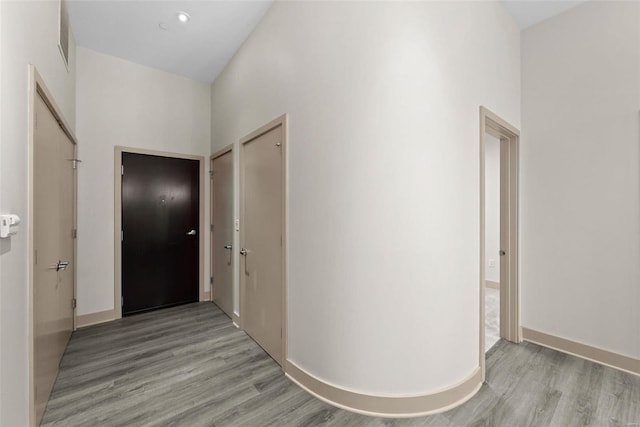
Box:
58;0;69;70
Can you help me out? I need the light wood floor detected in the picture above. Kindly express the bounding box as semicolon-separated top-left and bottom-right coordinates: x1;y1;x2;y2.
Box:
42;302;640;426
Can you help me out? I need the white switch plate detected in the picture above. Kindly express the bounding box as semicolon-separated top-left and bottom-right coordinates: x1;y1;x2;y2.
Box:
488;259;495;268
0;214;20;238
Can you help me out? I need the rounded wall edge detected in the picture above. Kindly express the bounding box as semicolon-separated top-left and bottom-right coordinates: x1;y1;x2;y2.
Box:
284;360;482;418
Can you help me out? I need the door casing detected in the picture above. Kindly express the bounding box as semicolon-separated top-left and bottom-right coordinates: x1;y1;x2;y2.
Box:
239;114;288;367
479;106;521;381
114;147;206;319
27;66;78;427
210;144;234;317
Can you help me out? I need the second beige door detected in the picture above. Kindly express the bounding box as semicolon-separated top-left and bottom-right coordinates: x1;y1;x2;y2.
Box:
211;149;234;317
34;92;75;425
241;123;284;365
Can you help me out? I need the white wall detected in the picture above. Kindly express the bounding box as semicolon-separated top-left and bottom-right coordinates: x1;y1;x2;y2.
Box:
485;135;500;283
0;3;3;423
76;47;211;316
0;1;76;425
521;1;640;358
211;1;520;395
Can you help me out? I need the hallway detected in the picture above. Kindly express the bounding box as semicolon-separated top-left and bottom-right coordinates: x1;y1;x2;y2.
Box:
42;303;640;426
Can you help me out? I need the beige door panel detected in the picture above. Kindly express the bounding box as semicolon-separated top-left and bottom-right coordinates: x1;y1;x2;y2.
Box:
241;124;284;365
34;93;75;424
211;149;234;317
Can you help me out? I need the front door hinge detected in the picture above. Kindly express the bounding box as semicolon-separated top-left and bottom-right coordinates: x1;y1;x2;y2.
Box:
121;230;124;241
121;165;124;176
72;298;77;309
210;276;214;284
210;224;214;232
121;297;124;307
72;228;77;239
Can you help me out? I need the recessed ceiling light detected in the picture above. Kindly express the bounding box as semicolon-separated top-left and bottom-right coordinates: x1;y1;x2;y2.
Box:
176;11;190;23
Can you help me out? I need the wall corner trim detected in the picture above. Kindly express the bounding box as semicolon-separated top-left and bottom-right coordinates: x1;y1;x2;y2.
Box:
522;327;640;376
76;309;116;328
284;360;482;418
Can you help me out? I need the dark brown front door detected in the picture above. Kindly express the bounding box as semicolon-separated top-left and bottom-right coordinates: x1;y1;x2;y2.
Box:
122;152;199;315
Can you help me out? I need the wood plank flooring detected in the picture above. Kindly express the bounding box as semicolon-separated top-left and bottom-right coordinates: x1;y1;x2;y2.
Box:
42;303;640;426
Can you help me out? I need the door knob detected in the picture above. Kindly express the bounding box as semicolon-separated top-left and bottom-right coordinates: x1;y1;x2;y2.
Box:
240;248;247;256
186;229;196;236
224;245;232;250
499;250;506;256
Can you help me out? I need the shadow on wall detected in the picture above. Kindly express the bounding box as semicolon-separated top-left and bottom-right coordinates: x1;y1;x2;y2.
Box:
0;238;11;255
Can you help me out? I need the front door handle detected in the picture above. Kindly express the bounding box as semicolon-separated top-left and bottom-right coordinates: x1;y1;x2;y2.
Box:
186;229;196;236
240;248;247;256
499;250;506;256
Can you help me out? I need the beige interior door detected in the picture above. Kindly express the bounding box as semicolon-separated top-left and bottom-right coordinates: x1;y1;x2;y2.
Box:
241;124;284;365
33;93;75;424
499;135;518;341
211;149;234;317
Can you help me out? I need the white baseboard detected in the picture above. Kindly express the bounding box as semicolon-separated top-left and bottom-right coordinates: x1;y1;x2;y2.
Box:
522;327;640;376
232;313;240;327
77;309;116;328
284;360;481;418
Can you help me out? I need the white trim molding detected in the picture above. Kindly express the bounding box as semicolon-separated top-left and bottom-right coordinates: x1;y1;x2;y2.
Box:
77;310;116;328
523;327;640;376
285;360;482;418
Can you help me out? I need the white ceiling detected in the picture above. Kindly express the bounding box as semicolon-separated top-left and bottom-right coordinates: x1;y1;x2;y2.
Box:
501;0;586;29
67;0;272;83
67;0;586;84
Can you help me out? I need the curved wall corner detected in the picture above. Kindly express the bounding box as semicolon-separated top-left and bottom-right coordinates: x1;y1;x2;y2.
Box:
285;361;482;418
210;0;520;412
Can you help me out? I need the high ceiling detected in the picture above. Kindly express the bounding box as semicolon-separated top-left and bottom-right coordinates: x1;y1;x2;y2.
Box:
67;0;586;84
67;0;272;83
502;0;586;29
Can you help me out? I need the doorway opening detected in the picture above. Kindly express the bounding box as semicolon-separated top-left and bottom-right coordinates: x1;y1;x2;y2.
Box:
479;106;521;380
114;147;206;318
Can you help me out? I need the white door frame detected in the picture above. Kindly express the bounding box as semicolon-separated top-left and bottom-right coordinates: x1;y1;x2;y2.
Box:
114;147;206;318
239;114;288;366
479;106;521;381
27;65;79;427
